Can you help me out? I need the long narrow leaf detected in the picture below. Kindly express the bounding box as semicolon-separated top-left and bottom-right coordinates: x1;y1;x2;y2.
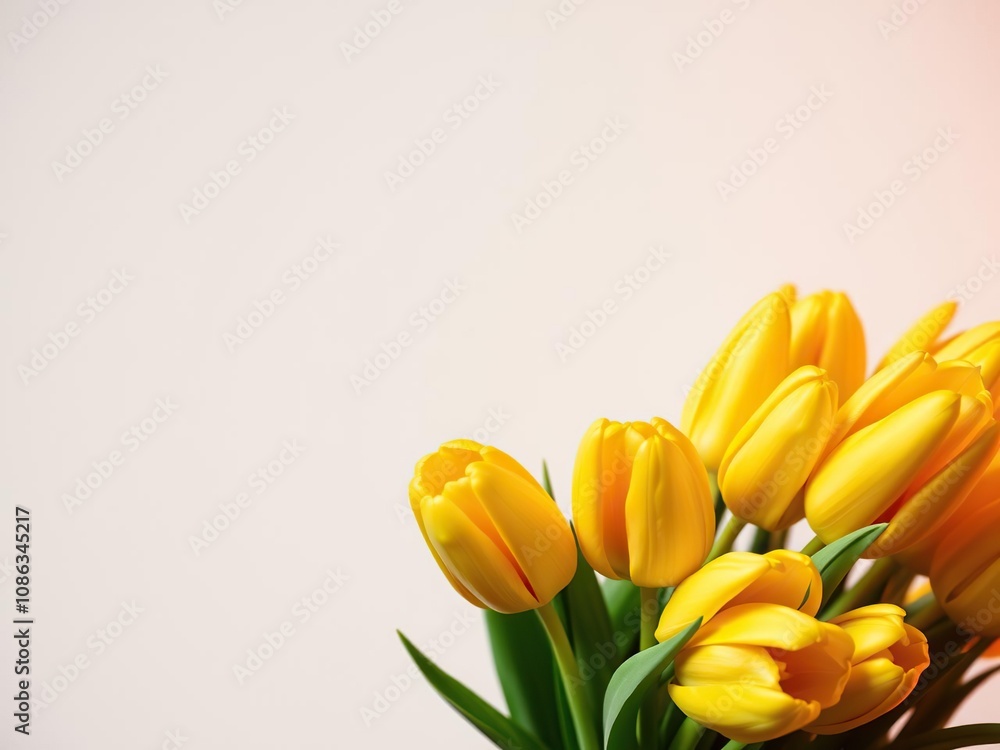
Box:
889;723;1000;750
603;619;701;750
810;523;888;609
398;630;551;750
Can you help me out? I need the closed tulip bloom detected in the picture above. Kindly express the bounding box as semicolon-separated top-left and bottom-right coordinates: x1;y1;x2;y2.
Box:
668;603;854;743
931;497;1000;637
409;440;577;614
718;366;838;531
789;290;866;399
682;291;791;471
656;550;822;642
805;351;998;556
806;604;929;734
955;339;1000;413
877;300;957;370
572;418;714;587
933;320;1000;362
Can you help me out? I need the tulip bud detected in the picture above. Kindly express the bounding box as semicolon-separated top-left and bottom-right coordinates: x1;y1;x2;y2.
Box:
668;603;854;743
718;366;838;531
956;339;1000;413
409;440;577;613
789;291;866;399
930;496;1000;637
806;604;929;734
682;291;791;471
877;300;957;370
805;351;998;557
933;320;1000;362
656;550;822;643
572;418;714;587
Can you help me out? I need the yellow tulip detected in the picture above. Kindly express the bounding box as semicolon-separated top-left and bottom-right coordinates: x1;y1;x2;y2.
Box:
789;290;866;399
682;291;791;471
408;440;577;613
718;366;838;531
955;339;1000;413
655;550;822;642
668;603;854;743
572;418;714;587
930;496;1000;637
805;351;999;557
806;604;929;734
877;300;957;370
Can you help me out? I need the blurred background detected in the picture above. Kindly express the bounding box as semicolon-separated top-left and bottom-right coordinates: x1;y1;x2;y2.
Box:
1;0;999;747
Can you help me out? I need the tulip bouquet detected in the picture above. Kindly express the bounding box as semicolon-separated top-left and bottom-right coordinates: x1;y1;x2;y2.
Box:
400;287;1000;750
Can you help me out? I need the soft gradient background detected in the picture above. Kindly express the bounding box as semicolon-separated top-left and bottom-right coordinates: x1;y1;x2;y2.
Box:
2;1;999;747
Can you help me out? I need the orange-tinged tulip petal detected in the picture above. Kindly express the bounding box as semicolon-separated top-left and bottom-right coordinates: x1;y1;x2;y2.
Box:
682;292;791;470
807;606;929;734
789;291;866;399
719;366;838;530
655;550;821;642
878;300;957;370
805;391;961;545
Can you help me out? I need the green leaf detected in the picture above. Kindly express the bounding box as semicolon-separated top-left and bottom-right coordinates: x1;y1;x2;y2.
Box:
888;723;1000;750
602;619;702;750
485;610;565;749
603;578;641;644
900;666;1000;738
398;630;551;750
810;523;888;609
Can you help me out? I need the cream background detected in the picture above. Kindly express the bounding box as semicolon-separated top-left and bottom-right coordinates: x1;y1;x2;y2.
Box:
2;0;1000;747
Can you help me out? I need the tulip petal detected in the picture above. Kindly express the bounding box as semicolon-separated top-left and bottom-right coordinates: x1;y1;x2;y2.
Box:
656;553;773;642
625;434;714;587
878;300;957;370
934;321;1000;361
572;418;617;579
470;462;577;605
422;493;538;613
805;391;961;543
727;550;823;616
674;644;781;689
806;658;905;733
668;683;820;743
828;605;907;663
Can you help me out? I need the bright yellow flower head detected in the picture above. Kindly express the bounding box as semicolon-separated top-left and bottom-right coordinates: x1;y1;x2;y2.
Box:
572;418;714;587
655;550;822;642
789;290;866;399
806;604;929;734
718;366;838;531
409;440;577;613
682;291;791;471
805;351;999;557
934;320;1000;362
668;603;854;743
930;495;1000;637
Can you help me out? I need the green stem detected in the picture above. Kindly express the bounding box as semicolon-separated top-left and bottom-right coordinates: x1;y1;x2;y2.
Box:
536;602;599;750
767;527;788;552
706;514;747;562
801;535;826;556
907;596;948;632
669;716;705;750
709;472;726;526
749;525;770;554
823;557;898;619
882;565;917;607
639;587;661;749
721;741;747;750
